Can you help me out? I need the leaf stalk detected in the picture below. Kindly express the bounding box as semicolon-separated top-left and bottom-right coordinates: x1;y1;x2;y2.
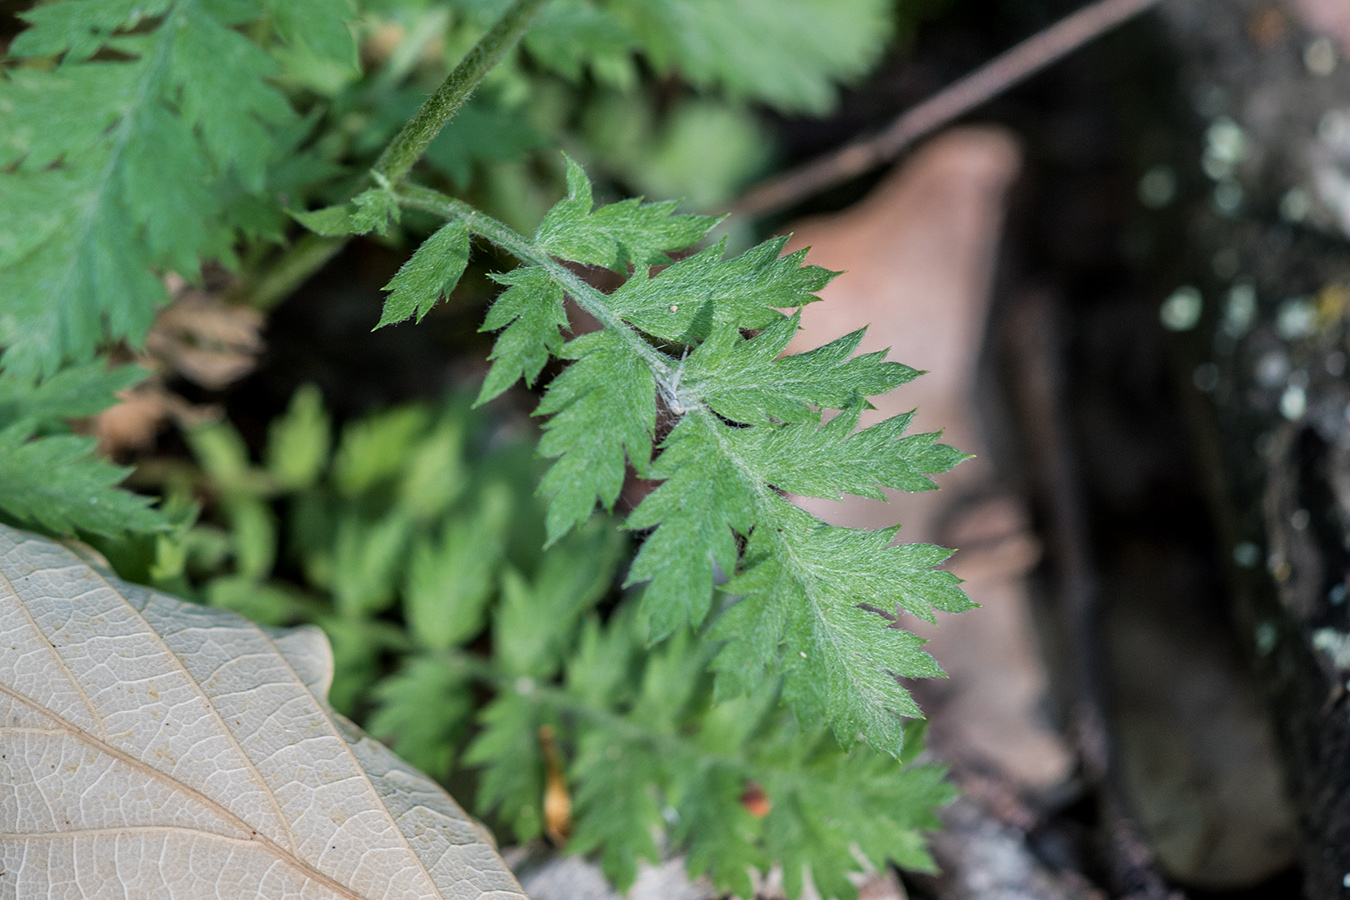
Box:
371;0;552;187
396;183;679;384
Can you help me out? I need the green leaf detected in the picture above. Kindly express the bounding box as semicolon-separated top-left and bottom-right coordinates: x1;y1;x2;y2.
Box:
222;493;278;581
535;329;655;542
625;399;968;753
0;424;162;537
683;314;920;424
713;499;970;753
295;187;402;238
762;741;953;900
203;574;306;626
717;403;968;501
404;482;511;650
378;219;471;327
605;238;834;344
290;203;361;236
0;362;144;428
521;0;638;86
615;0;892;113
396;411;469;520
494;520;625;677
568;727;665;889
464;692;548;843
425;96;548;190
265;384;331;490
350;186;402;235
333;405;431;495
265;0;357;69
369;654;474;781
534;155;718;271
625;414;752;640
476;266;569;405
332;511;413;616
672;762;763;898
0;0;325;377
539;612;952;900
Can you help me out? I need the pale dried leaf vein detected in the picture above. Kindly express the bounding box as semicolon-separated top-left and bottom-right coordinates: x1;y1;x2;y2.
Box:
0;682;371;900
72;548;300;858
0;565;106;741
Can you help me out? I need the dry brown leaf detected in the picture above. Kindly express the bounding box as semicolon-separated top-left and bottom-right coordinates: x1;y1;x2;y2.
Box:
0;523;527;899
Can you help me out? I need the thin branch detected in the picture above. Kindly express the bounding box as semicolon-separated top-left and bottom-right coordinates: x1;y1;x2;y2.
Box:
733;0;1164;218
372;0;551;187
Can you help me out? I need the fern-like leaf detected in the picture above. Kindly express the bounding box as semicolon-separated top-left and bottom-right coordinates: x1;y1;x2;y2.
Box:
395;160;971;756
0;0;354;377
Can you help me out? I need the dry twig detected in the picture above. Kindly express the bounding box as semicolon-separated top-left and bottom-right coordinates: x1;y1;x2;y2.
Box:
733;0;1165;218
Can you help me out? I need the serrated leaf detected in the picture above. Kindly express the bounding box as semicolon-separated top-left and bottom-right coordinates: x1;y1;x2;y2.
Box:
762;744;953;900
625;401;967;752
673;763;763;898
605;238;834;344
369;654;474;781
464;693;548;844
568;727;665;889
535;329;655;542
397;411;469;520
379;219;471;327
719;403;968;500
522;0;638;86
534;155;718;271
333;404;431;495
405;482;511;650
352;186;402;235
332;511;413;616
290;202;360;236
495;520;625;677
476;266;569;404
0;361;144;427
0;424;163;538
616;0;892;113
626;414;752;640
0;523;526;898
265;0;357;68
684;314;920;424
425;95;548;190
714;498;969;753
0;0;316;377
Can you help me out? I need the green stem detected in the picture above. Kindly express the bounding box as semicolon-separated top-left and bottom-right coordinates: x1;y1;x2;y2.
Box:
371;0;552;186
396;183;678;383
234;233;346;311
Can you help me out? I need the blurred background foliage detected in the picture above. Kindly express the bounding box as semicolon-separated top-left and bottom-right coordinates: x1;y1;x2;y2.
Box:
0;0;963;893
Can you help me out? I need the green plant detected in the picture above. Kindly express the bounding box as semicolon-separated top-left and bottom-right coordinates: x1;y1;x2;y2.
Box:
133;388;954;898
0;1;970;896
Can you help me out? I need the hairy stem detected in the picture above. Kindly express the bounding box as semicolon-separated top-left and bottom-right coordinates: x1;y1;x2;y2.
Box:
396;183;678;383
371;0;551;186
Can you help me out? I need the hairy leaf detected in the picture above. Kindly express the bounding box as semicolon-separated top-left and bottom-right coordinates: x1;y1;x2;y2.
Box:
605;239;832;344
0;360;144;427
535;329;655;542
378;219;472;327
476;266;568;404
534;155;719;271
